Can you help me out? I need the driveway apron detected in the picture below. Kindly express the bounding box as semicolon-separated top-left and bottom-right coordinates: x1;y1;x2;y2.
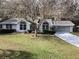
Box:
55;32;79;47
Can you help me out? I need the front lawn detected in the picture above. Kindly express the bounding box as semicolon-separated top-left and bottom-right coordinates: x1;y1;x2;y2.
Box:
0;33;79;59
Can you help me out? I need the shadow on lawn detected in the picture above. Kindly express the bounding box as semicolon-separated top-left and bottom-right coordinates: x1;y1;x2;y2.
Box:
0;49;35;59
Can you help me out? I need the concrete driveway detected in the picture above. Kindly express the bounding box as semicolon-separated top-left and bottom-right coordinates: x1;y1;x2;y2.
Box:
55;32;79;47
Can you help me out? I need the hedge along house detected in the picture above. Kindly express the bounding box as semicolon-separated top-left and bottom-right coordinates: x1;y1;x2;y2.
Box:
37;19;75;33
0;18;32;32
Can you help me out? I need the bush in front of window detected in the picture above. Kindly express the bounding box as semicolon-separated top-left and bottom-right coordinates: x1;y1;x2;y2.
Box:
0;29;16;34
28;30;32;33
43;30;49;34
43;30;56;34
48;30;56;34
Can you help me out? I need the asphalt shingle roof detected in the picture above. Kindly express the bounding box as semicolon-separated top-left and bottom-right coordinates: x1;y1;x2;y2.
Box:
0;18;22;24
54;21;75;26
37;19;74;26
0;18;32;24
0;18;75;26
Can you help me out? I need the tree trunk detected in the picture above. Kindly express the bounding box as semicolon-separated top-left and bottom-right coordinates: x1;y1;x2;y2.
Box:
35;28;37;37
34;23;38;37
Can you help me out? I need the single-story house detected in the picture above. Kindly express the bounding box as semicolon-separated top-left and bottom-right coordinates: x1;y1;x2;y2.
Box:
0;18;33;32
0;18;75;33
36;19;75;33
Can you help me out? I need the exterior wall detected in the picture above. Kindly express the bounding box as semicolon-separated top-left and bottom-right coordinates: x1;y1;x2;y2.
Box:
70;26;74;32
2;24;6;29
39;24;43;32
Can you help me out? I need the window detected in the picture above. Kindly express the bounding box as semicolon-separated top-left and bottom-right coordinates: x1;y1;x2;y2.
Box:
20;22;26;30
43;22;49;30
6;24;12;29
0;24;2;29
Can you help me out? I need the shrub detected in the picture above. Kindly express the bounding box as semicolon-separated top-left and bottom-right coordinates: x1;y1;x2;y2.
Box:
28;30;32;33
43;30;56;34
43;30;49;34
49;30;56;34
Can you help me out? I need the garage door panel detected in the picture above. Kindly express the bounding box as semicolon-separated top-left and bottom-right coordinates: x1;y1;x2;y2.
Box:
55;26;71;32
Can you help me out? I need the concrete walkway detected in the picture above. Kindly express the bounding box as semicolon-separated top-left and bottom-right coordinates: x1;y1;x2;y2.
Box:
55;32;79;47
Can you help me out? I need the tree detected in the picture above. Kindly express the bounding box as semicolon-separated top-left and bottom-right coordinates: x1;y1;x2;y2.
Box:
38;0;78;20
0;0;78;37
1;0;78;20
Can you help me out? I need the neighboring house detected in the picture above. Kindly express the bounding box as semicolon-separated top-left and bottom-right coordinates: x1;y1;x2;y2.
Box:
0;18;32;32
36;19;75;33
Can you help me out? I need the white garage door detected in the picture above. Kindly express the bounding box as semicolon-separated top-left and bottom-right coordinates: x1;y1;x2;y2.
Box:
55;26;71;32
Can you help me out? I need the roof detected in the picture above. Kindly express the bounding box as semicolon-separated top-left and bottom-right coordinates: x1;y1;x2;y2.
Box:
0;18;32;24
38;19;74;26
0;18;75;26
54;21;75;26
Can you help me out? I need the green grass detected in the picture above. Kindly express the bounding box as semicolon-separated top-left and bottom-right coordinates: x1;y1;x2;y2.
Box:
0;33;79;59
